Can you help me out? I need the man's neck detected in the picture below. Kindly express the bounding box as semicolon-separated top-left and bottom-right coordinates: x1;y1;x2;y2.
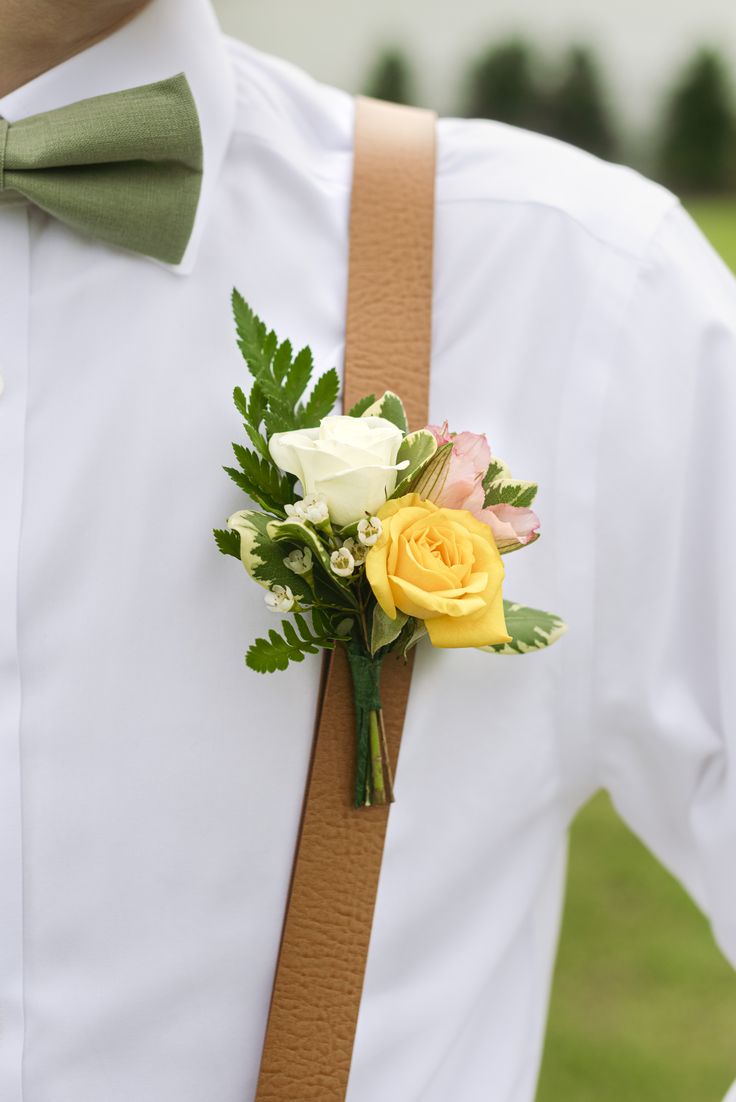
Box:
0;0;151;99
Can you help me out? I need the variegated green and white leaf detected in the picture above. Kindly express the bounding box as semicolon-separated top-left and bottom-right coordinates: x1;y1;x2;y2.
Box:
266;516;334;580
226;509;312;601
213;526;240;559
479;600;567;655
370;605;408;655
482;456;512;490
391;429;438;499
347;393;376;418
483;477;538;509
360;391;408;434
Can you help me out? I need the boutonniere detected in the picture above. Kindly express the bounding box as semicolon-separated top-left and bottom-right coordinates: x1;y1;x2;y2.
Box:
215;292;567;807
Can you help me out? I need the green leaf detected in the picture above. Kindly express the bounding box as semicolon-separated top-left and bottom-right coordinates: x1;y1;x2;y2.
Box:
231;294;298;419
482;456;512;494
232;290;273;377
223;465;276;514
245;613;336;673
232;444;293;509
262;406;298;437
347;393;376;417
312;606;352;639
480;600;567;655
267;517;359;608
213;527;240;559
233;386;248;419
284;346;313;406
299;368;340;427
333;616;355;638
245;627;315;672
370;605;408;655
235;384;271;459
483;477;538;509
246;631;298;672
272;339;292;383
247;370;292;418
247;382;267;427
391;429;438;499
336;519;359;539
266;516;334;580
230;292;339;441
243;421;271;461
227;509;312;601
361;391;409;434
401;619;427;657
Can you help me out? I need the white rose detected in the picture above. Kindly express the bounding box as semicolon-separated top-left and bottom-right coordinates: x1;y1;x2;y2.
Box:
269;415;407;527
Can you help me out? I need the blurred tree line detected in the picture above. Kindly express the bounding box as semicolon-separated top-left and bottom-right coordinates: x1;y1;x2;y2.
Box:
364;40;736;194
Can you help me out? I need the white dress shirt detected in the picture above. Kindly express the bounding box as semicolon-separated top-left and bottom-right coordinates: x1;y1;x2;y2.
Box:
1;1;734;1100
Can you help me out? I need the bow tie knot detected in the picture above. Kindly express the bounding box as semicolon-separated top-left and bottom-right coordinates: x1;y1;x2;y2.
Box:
0;73;202;264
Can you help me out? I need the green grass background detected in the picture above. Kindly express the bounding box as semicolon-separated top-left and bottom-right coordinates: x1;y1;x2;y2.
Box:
536;199;736;1102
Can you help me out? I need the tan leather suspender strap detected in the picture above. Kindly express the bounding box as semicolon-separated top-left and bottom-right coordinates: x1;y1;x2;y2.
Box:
343;96;437;432
253;94;437;1102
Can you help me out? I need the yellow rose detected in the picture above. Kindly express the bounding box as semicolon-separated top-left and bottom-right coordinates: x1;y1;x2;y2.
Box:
365;493;511;648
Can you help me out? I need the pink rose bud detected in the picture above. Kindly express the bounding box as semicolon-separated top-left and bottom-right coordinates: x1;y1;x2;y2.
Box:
423;423;540;551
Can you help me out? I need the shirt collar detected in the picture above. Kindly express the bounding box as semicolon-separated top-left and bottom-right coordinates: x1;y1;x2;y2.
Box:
0;0;235;275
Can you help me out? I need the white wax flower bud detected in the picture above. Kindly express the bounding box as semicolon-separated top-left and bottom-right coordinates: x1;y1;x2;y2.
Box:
357;516;382;546
264;584;295;613
283;547;313;575
340;536;367;565
302;493;330;525
285;493;330;526
330;547;355;578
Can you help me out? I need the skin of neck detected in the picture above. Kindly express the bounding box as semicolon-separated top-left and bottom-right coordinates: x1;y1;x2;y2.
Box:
0;0;151;98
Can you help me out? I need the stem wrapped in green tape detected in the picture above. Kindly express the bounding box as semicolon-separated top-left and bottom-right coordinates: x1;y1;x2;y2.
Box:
345;643;393;808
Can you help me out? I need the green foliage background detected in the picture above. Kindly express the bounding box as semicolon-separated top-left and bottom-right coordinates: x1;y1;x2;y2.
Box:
658;50;736;193
536;201;736;1101
364;39;735;190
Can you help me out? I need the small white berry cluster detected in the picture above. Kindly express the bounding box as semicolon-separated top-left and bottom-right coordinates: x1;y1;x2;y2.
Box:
329;516;382;578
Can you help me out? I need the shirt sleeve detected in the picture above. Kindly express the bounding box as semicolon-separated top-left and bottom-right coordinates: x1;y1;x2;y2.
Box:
592;199;736;974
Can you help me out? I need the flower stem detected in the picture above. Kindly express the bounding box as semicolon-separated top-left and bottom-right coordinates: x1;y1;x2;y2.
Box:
369;709;386;805
377;709;395;803
345;643;391;808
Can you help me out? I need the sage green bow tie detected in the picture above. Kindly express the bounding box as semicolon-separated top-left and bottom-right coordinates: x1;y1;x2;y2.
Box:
0;73;203;264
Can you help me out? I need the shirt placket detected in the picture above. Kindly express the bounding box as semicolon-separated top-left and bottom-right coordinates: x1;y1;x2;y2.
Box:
0;195;30;1102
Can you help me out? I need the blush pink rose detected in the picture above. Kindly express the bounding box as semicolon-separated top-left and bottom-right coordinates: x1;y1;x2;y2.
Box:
426;423;490;510
480;502;540;552
426;423;540;551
